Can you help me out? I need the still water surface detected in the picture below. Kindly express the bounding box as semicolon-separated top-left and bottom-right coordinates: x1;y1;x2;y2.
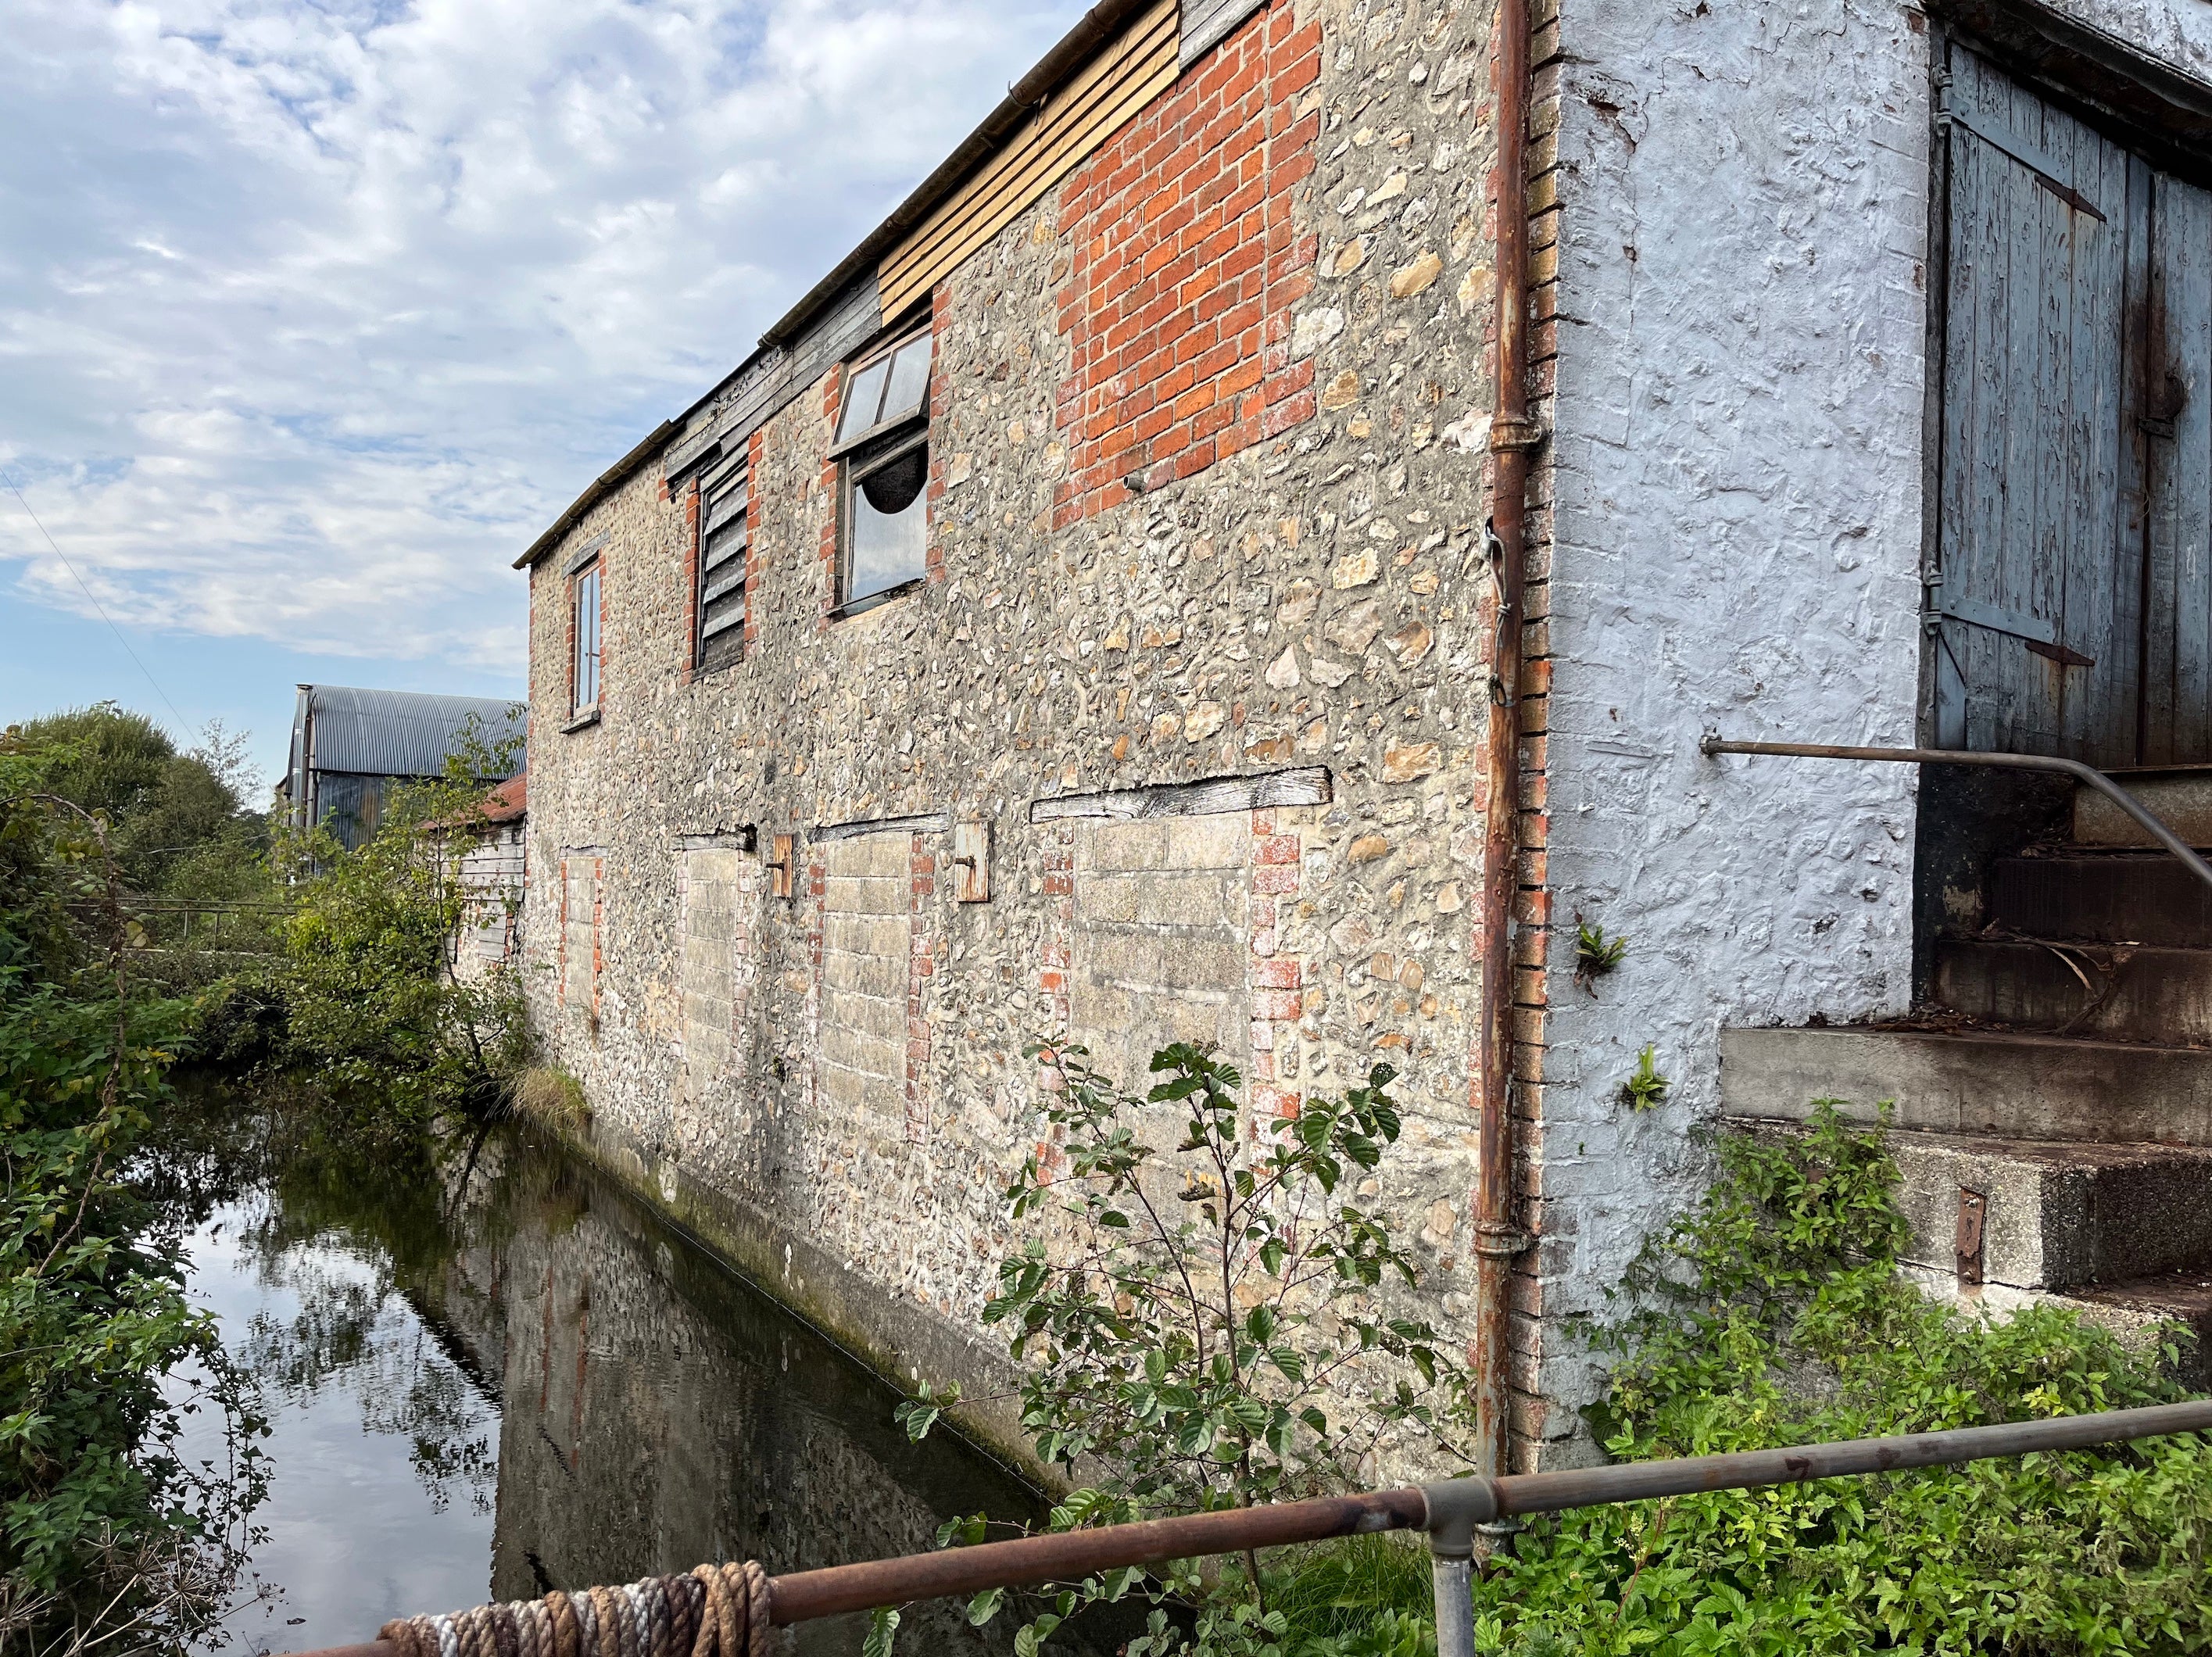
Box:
170;1115;1035;1657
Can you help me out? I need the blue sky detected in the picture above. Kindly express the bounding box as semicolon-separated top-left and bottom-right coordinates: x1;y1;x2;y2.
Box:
2;0;1090;790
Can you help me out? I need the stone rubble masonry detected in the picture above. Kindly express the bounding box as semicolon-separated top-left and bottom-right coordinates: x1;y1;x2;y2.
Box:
517;0;1572;1473
1054;4;1323;526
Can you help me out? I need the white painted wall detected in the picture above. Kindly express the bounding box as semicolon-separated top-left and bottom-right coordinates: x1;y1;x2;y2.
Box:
1531;0;2212;1459
1534;0;1936;1455
2039;0;2212;72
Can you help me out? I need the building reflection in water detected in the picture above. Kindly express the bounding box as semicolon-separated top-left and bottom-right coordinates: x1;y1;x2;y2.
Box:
191;1122;1038;1657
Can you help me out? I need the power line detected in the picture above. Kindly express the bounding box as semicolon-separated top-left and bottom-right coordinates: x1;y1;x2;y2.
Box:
1;465;191;734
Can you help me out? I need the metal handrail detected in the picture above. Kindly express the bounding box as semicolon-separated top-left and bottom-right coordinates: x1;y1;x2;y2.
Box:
1699;736;2212;897
280;1400;2212;1657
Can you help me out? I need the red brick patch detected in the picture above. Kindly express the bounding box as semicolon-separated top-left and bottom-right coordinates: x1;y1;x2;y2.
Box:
1052;2;1321;528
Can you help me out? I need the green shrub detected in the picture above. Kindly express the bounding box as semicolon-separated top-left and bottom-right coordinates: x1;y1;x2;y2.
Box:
267;721;530;1129
1476;1104;2212;1656
0;736;267;1651
898;1043;1467;1657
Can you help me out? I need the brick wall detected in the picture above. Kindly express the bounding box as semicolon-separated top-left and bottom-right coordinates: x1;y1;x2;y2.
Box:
1051;2;1322;527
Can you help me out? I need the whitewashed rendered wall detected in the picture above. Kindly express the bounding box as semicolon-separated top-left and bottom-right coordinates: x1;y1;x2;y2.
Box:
1533;0;2212;1458
1534;0;1937;1456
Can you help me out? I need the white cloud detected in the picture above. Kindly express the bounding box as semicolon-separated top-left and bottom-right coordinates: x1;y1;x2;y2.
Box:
0;0;1086;670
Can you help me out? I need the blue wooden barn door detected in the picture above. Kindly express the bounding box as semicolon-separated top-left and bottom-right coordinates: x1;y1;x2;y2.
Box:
1933;45;2153;766
2142;168;2212;763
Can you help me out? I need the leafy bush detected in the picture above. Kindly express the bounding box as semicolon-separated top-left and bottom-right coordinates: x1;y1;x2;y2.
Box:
899;1043;1468;1657
1476;1104;2212;1656
266;726;530;1129
0;736;267;1652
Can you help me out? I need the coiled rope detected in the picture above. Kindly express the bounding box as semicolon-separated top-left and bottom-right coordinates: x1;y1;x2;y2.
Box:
379;1562;773;1657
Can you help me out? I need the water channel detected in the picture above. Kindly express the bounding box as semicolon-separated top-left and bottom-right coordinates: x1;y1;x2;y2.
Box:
162;1104;1039;1657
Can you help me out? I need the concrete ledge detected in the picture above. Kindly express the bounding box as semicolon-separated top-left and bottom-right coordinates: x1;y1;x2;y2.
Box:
556;1109;1045;1486
1718;1025;2212;1145
2075;771;2212;848
1731;1118;2212;1290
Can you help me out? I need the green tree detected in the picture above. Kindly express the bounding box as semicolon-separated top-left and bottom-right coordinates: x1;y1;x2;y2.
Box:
268;722;528;1129
0;732;267;1652
9;705;265;900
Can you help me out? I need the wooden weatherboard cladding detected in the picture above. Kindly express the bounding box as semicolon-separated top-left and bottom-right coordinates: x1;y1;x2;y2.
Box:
875;0;1179;320
1181;0;1268;67
664;276;882;489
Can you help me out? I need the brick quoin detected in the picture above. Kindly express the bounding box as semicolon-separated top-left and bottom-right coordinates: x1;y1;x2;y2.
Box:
816;365;844;628
680;478;701;684
1246;810;1305;1118
1052;1;1321;528
924;285;953;585
905;833;936;1142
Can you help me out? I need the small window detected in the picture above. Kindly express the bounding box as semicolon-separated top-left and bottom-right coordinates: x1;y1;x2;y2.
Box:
698;450;749;674
571;561;601;714
836;330;932;610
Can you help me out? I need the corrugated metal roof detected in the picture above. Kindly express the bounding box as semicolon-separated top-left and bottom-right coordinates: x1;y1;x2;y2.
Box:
293;685;526;779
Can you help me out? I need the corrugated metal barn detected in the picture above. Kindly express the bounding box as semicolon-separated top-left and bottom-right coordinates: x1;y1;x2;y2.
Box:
282;684;525;850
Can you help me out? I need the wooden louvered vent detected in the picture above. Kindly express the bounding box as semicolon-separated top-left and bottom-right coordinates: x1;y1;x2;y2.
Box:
698;449;750;673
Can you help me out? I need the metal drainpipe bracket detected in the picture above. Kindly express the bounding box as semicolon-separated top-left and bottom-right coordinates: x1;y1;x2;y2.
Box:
1470;1221;1533;1260
1487;417;1545;453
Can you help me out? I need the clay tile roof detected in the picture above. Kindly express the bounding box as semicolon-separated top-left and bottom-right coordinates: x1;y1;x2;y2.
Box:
481;772;527;824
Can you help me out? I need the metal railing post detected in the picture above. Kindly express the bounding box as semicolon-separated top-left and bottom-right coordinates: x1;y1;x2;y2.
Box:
1419;1479;1493;1657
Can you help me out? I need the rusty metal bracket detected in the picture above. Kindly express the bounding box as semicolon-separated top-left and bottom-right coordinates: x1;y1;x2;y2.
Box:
1956;1188;1988;1286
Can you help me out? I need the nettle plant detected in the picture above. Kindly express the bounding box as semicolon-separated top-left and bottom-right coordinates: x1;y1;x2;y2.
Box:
897;1042;1469;1657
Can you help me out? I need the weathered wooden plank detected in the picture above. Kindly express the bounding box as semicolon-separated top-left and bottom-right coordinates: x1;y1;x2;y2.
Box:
811;811;954;843
1936;45;2143;766
562;531;610;575
876;0;1178;317
1029;767;1333;824
676;828;757;852
2146;169;2212;761
1180;0;1265;68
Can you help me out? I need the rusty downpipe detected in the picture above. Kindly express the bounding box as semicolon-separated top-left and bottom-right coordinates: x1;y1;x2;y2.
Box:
1470;0;1541;1505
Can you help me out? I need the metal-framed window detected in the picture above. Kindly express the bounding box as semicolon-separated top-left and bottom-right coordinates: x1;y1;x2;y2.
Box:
571;560;601;714
833;329;932;613
697;449;749;673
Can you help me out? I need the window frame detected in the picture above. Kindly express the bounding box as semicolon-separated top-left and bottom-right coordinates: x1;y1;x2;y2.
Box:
569;559;602;719
832;327;934;616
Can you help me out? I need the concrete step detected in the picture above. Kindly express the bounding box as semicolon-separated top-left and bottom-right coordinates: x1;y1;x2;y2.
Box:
1719;1025;2212;1145
2067;1271;2212;1386
1724;1123;2212;1292
2074;769;2212;848
1988;854;2212;945
1932;938;2212;1043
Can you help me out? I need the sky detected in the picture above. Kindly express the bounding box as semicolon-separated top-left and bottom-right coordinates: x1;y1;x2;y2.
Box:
1;0;1090;791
